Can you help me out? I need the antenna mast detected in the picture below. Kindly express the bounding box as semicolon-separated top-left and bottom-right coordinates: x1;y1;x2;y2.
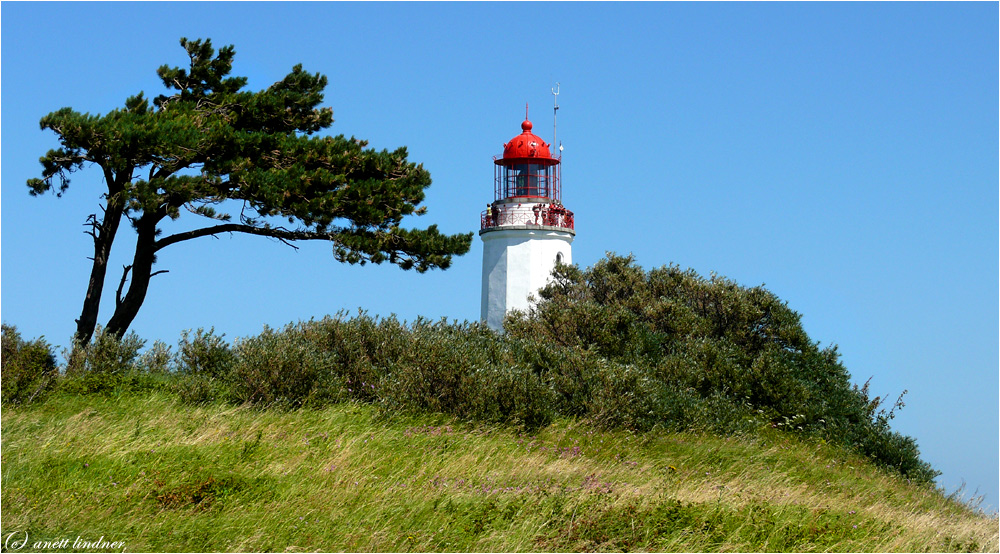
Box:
552;83;560;156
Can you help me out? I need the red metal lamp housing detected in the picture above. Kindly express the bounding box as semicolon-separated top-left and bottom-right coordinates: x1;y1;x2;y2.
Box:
494;119;561;201
481;118;574;232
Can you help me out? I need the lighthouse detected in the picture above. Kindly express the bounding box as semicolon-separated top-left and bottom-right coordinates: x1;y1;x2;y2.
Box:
480;110;575;331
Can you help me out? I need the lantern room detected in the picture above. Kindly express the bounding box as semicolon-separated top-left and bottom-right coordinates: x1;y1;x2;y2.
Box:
493;119;562;202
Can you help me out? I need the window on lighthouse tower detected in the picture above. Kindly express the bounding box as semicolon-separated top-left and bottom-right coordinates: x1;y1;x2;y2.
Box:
505;164;550;198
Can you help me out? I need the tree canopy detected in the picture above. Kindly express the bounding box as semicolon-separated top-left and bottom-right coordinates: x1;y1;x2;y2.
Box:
28;38;472;344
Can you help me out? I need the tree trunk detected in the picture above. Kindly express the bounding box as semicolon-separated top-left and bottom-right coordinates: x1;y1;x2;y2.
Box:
74;198;126;345
104;218;158;338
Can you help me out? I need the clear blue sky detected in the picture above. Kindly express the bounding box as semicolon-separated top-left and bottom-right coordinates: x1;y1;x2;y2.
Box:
2;2;997;512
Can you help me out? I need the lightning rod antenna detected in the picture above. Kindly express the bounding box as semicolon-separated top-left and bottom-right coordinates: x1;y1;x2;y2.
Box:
552;83;560;157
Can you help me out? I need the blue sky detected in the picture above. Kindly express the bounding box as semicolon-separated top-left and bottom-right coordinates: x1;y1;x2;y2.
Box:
2;2;997;511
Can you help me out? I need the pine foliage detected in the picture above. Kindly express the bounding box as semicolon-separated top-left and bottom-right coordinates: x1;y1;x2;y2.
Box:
28;38;472;343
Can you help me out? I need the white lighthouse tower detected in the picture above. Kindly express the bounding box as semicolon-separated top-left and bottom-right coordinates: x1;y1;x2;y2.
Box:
480;110;575;331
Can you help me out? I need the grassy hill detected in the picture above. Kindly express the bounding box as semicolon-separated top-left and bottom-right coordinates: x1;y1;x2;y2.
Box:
4;254;996;551
2;391;996;552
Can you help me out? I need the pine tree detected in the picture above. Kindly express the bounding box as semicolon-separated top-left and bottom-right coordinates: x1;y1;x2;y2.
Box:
28;38;472;344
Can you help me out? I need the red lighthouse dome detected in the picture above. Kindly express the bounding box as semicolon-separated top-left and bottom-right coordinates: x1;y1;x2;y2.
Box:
492;113;562;202
501;119;556;161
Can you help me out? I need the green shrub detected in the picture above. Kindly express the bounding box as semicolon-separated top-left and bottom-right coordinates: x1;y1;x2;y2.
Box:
174;373;231;405
464;365;555;429
1;324;58;405
370;318;554;429
43;251;933;483
583;360;663;432
509;337;595;418
176;328;233;379
61;326;153;395
139;340;173;374
381;319;480;417
228;326;337;408
507;252;939;483
296;313;405;403
172;328;235;405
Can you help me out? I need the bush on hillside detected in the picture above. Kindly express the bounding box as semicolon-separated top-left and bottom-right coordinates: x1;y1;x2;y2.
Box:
140;340;174;374
25;253;936;484
505;253;939;484
1;324;58;405
379;318;555;428
172;328;236;405
227;325;338;408
296;313;409;404
176;328;233;379
169;314;556;428
61;326;162;395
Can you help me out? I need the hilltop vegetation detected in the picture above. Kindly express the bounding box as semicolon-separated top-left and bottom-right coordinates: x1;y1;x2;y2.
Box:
3;254;937;483
4;253;992;551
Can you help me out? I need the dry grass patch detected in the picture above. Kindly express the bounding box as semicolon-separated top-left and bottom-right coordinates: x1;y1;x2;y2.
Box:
3;392;995;552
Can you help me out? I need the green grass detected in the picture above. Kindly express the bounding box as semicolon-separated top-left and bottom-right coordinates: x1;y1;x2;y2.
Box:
2;392;996;552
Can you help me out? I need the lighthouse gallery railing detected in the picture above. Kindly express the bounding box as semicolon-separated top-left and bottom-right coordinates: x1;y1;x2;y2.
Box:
481;203;574;231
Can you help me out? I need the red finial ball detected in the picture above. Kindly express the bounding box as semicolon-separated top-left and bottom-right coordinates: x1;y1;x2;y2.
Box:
521;119;533;132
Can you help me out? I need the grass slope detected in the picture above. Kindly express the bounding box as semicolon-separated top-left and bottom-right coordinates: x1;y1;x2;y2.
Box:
2;392;995;552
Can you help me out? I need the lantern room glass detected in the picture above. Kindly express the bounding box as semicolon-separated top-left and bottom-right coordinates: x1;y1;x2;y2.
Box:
503;163;550;198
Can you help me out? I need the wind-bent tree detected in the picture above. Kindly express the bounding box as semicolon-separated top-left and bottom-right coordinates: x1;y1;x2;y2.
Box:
29;38;473;345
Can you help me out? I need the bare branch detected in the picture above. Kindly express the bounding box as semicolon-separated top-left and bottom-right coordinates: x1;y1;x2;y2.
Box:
274;235;300;250
115;267;167;308
116;265;133;307
240;201;252;224
154;223;343;252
